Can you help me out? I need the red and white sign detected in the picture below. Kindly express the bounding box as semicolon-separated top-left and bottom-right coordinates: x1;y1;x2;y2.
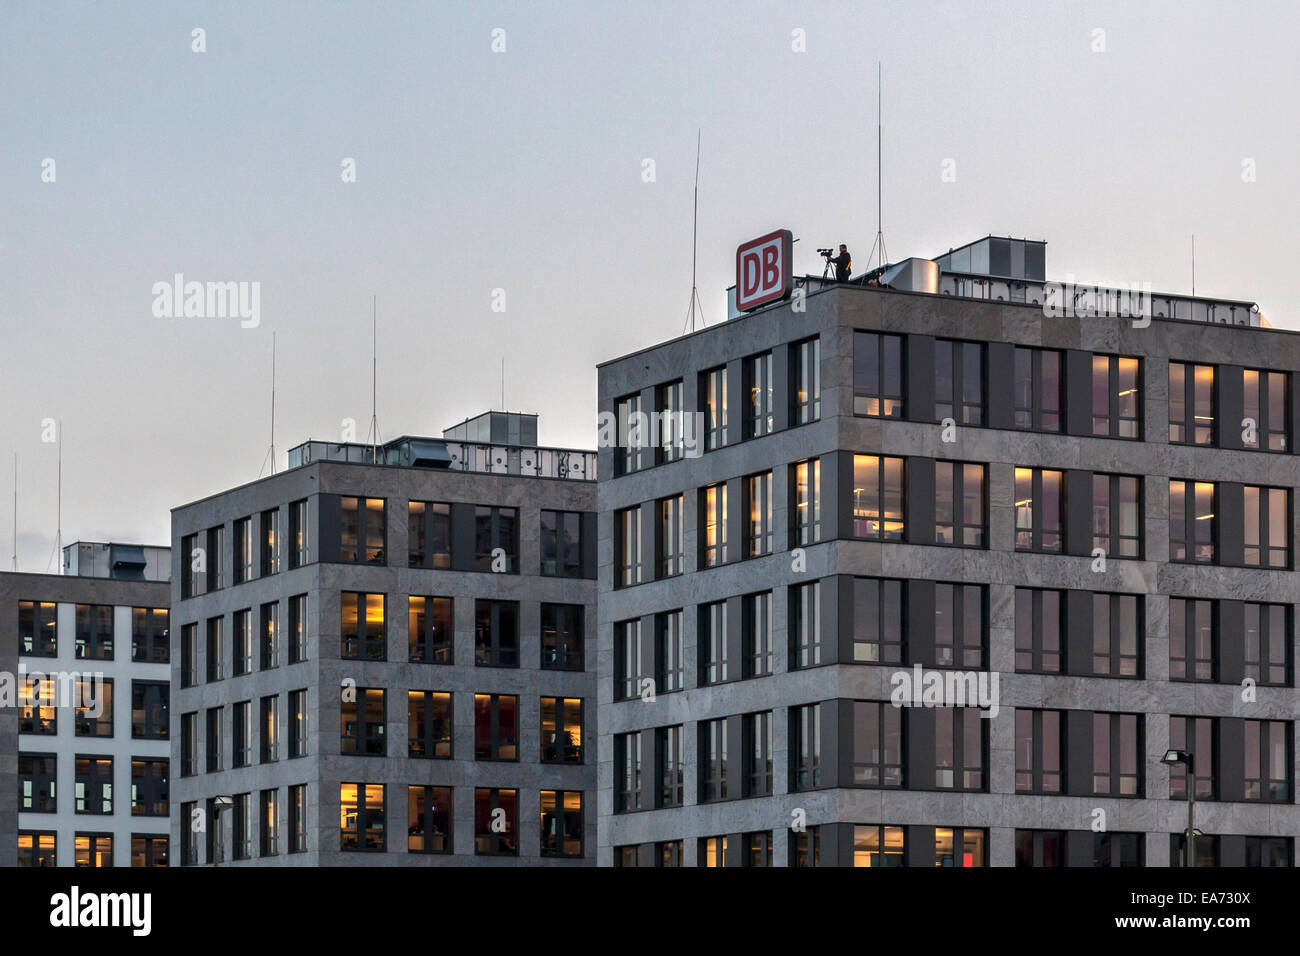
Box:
735;229;793;311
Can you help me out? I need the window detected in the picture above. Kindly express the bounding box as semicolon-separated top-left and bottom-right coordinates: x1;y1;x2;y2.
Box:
1244;603;1290;686
288;498;309;567
854;577;903;664
289;785;307;853
1093;713;1141;797
1013;346;1062;431
540;509;583;577
260;601;279;669
1092;474;1142;558
180;712;197;776
340;688;386;756
1014;467;1063;552
75;604;114;661
935;583;984;668
743;351;774;439
1244;485;1289;568
854;331;903;418
18;832;57;868
1244;719;1290;802
541;603;583;671
75;756;113;814
234;516;253;584
791;703;821;791
655;610;684;693
206;524;225;591
1092;354;1141;438
1244;836;1292;867
19;677;56;735
232;609;252;677
699;601;727;685
937;828;987;867
1169;361;1215;444
744;831;773;867
132;835;169;868
852;455;905;540
614;619;642;701
745;711;774;796
792;336;821;424
615;506;642;586
853;826;904;867
1015;709;1063;793
19;753;56;812
474;505;518;572
474;600;518;667
699;836;728;868
407;501;451;569
1015;588;1063;673
699;719;728;802
743;591;773;678
791;827;821;868
74;677;113;737
180;533;197;598
702;366;728;450
340;496;386;564
656;494;683;577
656;379;685;464
179;803;197;865
131;680;169;739
790;580;821;668
1093;832;1142;867
75;833;113;868
288;594;308;664
206;707;223;772
131;759;168;817
261;695;279;762
519;693;574;768
701;483;728;566
181;623;197;687
791;458;821;545
935;339;983;425
614;732;641;812
408;596;452;664
658;725;683;808
615;392;645;475
260;789;279;856
1170;597;1215;682
474;788;517;855
408;786;452;854
614;846;641;868
853;701;904;787
540;791;584;857
341;592;386;661
1169;480;1216;563
228;710;253;775
745;471;773;557
934;462;985;547
261;508;280;576
339;783;385;851
18;600;56;657
289;689;308;758
474;693;518;760
407;691;452;758
206;616;225;681
1016;830;1066;867
1092;593;1142;678
1242;368;1288;451
1169;716;1215;799
131;607;168;663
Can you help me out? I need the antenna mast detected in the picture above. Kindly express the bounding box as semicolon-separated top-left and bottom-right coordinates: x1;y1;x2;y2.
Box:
866;62;889;272
11;454;16;571
1191;234;1196;296
260;332;277;477
56;423;62;573
684;129;705;333
368;296;379;464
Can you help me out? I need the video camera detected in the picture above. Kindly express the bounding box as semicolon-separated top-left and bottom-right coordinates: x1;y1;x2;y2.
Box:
817;247;833;257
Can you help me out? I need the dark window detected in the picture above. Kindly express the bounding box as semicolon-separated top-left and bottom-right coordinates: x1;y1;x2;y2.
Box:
655;610;684;692
853;577;903;664
614;732;641;812
474;599;518;667
1244;719;1290;802
1014;467;1064;552
1170;716;1215;799
408;786;452;854
615;506;642;586
340;688;386;756
1092;593;1142;678
658;725;683;808
232;609;252;677
233;516;253;584
852;455;905;540
1244;836;1292;867
935;461;986;547
19;601;57;657
131;607;168;663
260;508;280;576
1092;474;1142;558
234;703;252;769
1015;830;1065;867
744;831;773;867
1170;597;1215;682
341;592;386;661
1242;368;1289;452
19;753;56;812
1171;833;1219;868
745;350;774;438
790;827;821;868
1244;603;1290;686
205;525;224;591
260;601;279;670
407;691;452;758
791;703;821;791
790;580;821;669
1092;713;1142;797
1169;479;1216;564
791;458;821;545
745;471;773;557
657;494;683;577
742;591;773;678
699;601;727;685
541;697;583;763
540;509;583;577
1015;588;1063;673
656;379;685;464
1015;709;1063;793
260;695;279;762
699;719;728;802
540;603;583;671
473;788;517;855
288;594;308;664
474;693;518;760
75;604;114;661
853;331;903;418
340;496;386;565
180;623;197;687
132;835;169;868
340;783;385;851
1013;346;1062;431
408;595;452;664
792;336;821;425
205;707;223;772
1168;361;1215;445
474;505;517;572
180;712;197;776
935;583;984;668
935;339;984;425
1092;354;1141;439
1244;485;1289;568
539;790;584;858
1093;832;1143;867
180;533;197;599
289;690;308;758
131;758;168;817
289;785;307;853
700;483;727;566
206;616;225;681
853;701;904;787
407;501;451;569
615;392;645;475
75;756;113;814
702;366;728;450
614;619;641;701
131;680;169;739
288;499;309;568
744;711;773;797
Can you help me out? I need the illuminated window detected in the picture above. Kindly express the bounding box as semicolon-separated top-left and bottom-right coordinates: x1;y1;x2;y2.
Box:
74;677;113;738
852;455;904;540
744;350;774;438
408;691;452;758
18;832;56;868
1242;368;1288;451
260;789;279;857
540;790;583;858
698;835;727;868
473;788;517;855
701;482;728;566
260;507;280;575
1169;479;1216;564
289;689;308;758
19;677;57;735
340;496;386;564
790;827;821;868
743;831;773;867
261;695;279;762
745;471;773;557
1014;467;1063;552
288;594;308;664
132;835;168;868
131;607;168;663
792;458;821;545
407;500;451;569
18;600;57;657
852;825;904;867
540;696;583;763
75;833;113;868
408;595;452;664
1092;354;1141;439
260;601;279;669
340;688;386;756
936;827;986;867
289;785;307;853
339;783;385;851
341;591;386;661
1168;361;1215;444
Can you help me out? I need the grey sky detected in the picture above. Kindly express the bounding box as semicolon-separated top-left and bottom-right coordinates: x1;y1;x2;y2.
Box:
2;0;1297;568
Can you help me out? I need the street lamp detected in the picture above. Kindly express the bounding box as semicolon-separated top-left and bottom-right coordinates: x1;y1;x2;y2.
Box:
1162;750;1194;867
211;794;234;866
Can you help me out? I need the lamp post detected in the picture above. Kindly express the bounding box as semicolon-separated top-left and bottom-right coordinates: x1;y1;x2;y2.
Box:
1162;750;1194;866
211;794;233;866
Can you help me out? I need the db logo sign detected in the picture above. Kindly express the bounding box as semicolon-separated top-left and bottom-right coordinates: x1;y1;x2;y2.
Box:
736;229;793;311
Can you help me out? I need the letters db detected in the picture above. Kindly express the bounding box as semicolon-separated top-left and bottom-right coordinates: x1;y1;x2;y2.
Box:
736;229;794;312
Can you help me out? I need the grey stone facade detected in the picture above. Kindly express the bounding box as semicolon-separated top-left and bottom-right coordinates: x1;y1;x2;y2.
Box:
597;280;1300;867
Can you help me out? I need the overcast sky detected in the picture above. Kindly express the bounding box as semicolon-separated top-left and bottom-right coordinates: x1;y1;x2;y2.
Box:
2;0;1297;569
